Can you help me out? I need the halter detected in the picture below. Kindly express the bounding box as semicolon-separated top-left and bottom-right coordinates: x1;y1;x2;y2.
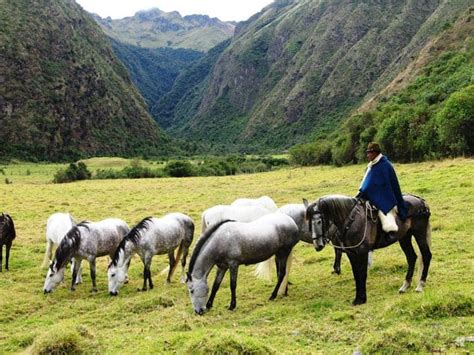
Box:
311;200;373;250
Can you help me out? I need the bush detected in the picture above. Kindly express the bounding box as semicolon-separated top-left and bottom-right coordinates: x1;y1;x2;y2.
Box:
53;162;91;183
289;140;332;166
436;85;474;156
164;160;195;177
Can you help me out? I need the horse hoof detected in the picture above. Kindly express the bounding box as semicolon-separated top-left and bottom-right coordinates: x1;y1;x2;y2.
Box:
91;289;98;293
352;298;366;306
332;269;341;275
415;281;426;292
399;281;411;293
228;305;236;311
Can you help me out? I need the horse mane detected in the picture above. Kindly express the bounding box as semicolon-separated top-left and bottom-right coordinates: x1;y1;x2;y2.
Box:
53;225;82;270
111;217;153;266
318;195;357;227
188;220;234;275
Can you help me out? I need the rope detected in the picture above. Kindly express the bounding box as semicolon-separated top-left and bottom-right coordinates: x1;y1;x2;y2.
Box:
329;201;370;250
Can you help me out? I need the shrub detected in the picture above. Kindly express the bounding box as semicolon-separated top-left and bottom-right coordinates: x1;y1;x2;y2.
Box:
164;160;195;177
53;162;91;183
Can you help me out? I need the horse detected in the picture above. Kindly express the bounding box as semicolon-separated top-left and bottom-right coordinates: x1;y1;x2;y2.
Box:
0;212;16;272
43;212;77;267
201;204;271;234
186;212;300;314
231;196;278;212
108;213;194;296
42;212;84;283
304;194;432;305
43;218;129;293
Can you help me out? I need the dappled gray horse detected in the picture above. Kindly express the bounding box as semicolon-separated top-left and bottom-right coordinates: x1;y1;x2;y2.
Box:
305;194;432;305
43;218;129;293
0;212;16;271
108;213;194;296
186;213;300;314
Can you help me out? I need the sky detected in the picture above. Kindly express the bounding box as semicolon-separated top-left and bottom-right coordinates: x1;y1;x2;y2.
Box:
75;0;275;22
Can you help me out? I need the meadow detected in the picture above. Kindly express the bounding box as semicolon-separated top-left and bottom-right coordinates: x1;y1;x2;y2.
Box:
0;158;472;354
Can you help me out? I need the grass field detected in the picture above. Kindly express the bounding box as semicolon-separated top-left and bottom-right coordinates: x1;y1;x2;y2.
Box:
0;158;472;354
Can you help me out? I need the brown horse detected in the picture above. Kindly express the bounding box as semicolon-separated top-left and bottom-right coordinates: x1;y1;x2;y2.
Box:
304;194;432;305
0;212;16;271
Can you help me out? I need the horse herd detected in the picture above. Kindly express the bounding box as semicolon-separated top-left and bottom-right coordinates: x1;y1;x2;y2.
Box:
0;193;432;314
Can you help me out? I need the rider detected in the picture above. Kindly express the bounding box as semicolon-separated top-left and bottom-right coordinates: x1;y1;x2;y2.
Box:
357;142;407;246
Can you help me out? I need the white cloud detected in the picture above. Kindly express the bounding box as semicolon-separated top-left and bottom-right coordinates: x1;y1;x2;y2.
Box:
76;0;274;22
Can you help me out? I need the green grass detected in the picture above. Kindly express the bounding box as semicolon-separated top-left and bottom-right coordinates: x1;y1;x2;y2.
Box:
0;158;472;353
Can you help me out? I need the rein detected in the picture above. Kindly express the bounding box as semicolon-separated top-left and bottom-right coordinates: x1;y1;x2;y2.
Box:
327;200;373;250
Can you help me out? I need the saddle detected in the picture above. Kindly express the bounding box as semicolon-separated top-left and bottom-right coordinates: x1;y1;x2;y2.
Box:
340;195;430;246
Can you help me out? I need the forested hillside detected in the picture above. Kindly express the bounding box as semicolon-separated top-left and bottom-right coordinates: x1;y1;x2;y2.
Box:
0;0;174;161
155;0;472;157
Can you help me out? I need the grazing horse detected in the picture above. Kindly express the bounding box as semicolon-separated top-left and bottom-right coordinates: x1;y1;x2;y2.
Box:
108;213;194;296
0;212;16;271
201;204;270;233
304;194;432;305
231;196;278;212
186;213;300;314
43;218;129;293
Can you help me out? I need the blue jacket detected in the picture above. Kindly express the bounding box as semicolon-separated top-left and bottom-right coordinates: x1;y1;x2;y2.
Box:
359;156;408;220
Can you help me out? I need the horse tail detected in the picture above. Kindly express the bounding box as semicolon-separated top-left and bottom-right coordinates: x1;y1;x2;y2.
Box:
254;258;274;281
277;249;294;296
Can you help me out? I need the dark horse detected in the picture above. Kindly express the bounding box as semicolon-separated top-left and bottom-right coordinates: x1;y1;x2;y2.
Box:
0;212;16;271
304;194;432;305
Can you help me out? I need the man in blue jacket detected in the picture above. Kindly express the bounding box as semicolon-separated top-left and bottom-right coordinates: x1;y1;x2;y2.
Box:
358;142;407;247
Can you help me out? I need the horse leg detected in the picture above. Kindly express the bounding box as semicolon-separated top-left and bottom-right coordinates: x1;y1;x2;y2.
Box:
270;251;289;300
166;250;176;283
71;259;82;291
398;235;417;293
42;240;53;268
228;264;239;310
5;242;12;271
0;244;3;272
347;252;368;305
206;267;227;310
89;259;97;292
414;223;432;292
180;245;190;283
333;249;342;275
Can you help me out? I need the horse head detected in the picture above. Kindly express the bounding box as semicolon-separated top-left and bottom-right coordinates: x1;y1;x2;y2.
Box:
43;263;65;293
186;272;208;315
303;198;328;251
107;261;127;296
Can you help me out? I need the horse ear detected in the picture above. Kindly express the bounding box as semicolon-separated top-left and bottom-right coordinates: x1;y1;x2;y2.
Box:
303;198;309;209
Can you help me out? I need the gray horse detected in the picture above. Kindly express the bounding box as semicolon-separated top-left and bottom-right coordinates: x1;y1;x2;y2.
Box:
43;218;129;293
108;213;194;296
186;213;300;314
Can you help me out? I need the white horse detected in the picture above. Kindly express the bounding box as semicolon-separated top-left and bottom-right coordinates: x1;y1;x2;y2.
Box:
108;213;194;296
42;212;77;267
201;204;271;234
230;196;278;212
43;218;129;293
187;213;300;314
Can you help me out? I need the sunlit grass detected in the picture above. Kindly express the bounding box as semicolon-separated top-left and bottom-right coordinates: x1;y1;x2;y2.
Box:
0;158;472;353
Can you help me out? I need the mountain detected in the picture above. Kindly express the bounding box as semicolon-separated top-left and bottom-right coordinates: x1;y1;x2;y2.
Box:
0;0;174;161
92;8;235;52
109;39;204;111
156;0;472;154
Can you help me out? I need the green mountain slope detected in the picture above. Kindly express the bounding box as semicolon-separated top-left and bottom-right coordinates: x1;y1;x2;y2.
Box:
93;9;235;52
110;39;203;111
0;0;173;161
162;0;471;153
